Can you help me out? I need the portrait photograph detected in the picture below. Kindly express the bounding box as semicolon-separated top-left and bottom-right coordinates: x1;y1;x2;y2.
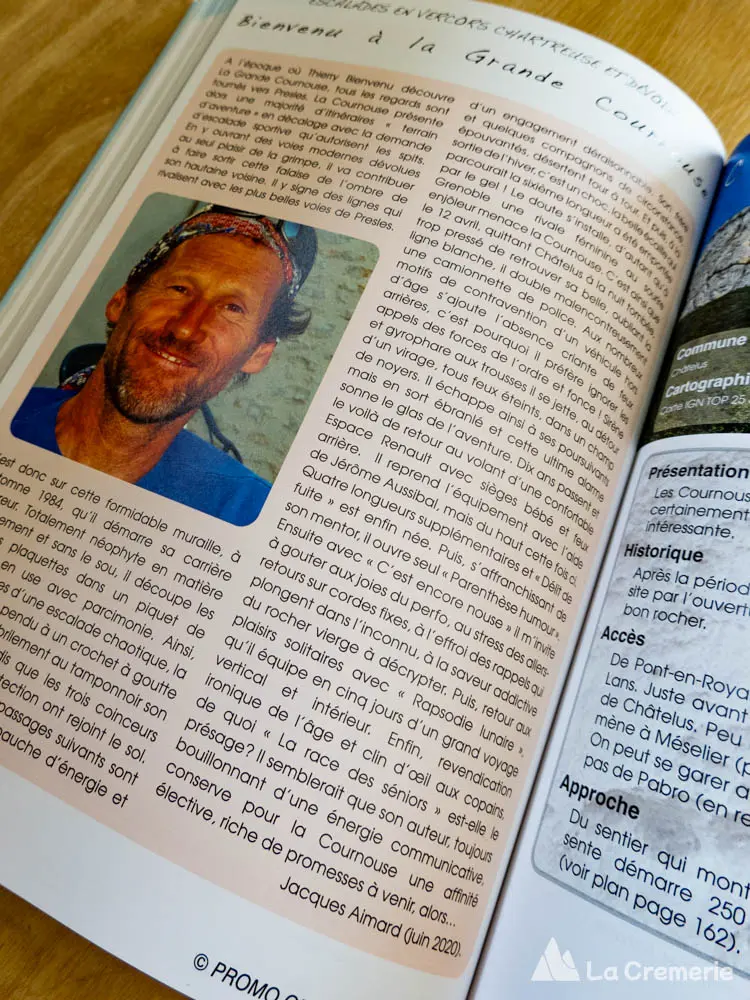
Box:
11;194;379;526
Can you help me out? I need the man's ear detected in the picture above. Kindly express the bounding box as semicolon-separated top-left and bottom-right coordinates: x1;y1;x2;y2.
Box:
240;338;276;375
105;286;128;326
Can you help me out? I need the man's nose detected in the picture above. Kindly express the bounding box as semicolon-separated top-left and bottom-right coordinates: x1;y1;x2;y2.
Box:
168;297;210;342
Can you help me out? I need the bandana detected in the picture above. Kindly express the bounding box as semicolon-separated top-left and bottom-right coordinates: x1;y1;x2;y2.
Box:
128;210;302;296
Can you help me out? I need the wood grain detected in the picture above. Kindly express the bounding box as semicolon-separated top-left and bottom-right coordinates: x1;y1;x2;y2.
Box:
0;0;749;997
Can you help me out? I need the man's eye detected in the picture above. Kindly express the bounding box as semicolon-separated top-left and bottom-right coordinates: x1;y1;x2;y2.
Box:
169;284;188;293
225;302;246;315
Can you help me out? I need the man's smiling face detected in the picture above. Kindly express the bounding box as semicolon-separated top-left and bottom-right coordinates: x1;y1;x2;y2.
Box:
102;233;284;424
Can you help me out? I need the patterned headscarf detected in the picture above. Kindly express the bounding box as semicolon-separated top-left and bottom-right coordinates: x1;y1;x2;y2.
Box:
127;206;316;298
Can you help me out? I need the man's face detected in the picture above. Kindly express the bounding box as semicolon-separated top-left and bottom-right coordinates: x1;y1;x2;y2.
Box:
103;233;284;424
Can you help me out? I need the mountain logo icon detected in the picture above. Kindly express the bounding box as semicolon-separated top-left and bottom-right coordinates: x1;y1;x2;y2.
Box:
531;938;580;981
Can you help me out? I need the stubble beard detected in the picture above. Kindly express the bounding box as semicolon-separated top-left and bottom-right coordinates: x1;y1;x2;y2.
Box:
103;334;207;425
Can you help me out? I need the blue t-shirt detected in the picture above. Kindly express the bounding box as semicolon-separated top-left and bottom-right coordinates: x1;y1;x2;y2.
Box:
11;387;271;526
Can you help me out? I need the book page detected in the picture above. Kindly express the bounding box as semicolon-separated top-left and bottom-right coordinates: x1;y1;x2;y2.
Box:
0;2;723;998
474;140;750;996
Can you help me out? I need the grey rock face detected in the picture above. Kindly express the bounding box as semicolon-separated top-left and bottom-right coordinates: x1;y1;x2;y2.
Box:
682;207;750;316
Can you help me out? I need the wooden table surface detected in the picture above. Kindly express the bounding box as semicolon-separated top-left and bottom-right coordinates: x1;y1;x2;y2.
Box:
1;0;749;997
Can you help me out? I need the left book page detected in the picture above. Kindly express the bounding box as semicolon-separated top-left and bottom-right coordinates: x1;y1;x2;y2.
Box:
0;2;722;999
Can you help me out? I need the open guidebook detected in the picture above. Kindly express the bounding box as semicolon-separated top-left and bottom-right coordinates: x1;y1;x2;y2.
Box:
1;0;749;996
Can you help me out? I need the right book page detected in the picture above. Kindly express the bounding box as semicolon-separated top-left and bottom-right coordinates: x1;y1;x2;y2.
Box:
473;138;750;995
